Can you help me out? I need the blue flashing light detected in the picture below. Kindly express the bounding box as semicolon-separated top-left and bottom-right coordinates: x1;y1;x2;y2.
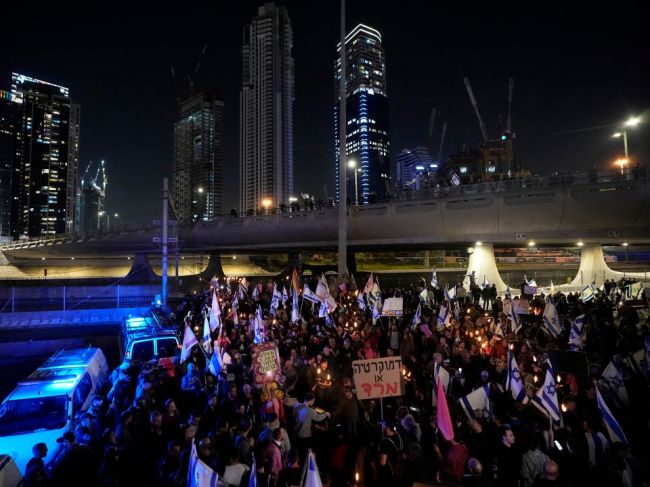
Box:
501;134;507;141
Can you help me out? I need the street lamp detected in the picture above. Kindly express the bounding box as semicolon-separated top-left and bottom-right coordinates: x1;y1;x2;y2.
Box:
195;187;205;221
612;116;641;162
347;159;358;205
261;198;272;214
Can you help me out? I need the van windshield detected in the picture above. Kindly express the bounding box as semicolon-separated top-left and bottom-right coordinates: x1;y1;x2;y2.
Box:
0;396;68;436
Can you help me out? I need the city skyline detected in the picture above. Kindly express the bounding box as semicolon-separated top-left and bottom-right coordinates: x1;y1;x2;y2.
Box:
0;2;647;224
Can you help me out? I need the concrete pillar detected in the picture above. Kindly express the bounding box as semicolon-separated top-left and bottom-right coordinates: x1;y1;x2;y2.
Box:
124;253;158;283
199;253;225;280
464;243;508;292
569;243;647;287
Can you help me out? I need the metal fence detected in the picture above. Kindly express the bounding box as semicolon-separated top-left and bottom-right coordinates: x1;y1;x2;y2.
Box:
0;284;159;313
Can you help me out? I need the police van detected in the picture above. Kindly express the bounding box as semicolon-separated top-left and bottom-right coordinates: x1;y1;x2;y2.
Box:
0;348;109;474
120;313;180;375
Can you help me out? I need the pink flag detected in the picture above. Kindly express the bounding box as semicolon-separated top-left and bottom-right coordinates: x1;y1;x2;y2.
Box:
436;377;455;441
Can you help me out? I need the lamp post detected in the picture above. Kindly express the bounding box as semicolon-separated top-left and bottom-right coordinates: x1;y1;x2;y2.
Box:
196;187;205;221
261;197;272;215
348;159;358;205
612;117;641;170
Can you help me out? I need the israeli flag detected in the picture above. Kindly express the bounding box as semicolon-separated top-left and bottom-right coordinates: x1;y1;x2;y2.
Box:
252;284;260;300
531;359;561;421
595;382;628;444
432;362;451;406
600;360;629;408
542;301;562;338
419;288;430;304
524;275;537;287
430;268;438;289
569;314;585;351
302;284;320;304
437;304;450;329
303;450;323;487
291;288;300;323
208;348;222;376
357;291;366;310
372;301;381;323
282;286;289;305
579;284;595;302
459;384;490;419
482;275;490;288
188;440;219;487
270;284;281;314
231;293;238;325
253;306;264;344
505;351;528;404
238;277;248;299
181;325;198;363
412;303;422;326
209;291;221;332
450;172;461;187
318;300;328;318
202;316;212;354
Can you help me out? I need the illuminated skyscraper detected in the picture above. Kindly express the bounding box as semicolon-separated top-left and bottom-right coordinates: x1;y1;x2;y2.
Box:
172;92;224;222
335;24;390;204
0;89;20;239
8;73;80;238
240;2;294;213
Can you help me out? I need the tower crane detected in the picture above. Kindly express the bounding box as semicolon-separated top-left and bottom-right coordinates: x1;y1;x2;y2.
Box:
438;122;448;163
463;77;489;143
427;107;438;153
507;78;514;132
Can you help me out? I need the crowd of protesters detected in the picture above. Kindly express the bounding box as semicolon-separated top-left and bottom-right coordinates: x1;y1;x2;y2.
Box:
22;272;650;487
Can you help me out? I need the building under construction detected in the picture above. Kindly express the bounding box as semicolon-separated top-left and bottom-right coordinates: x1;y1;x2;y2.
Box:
80;160;107;233
438;78;522;184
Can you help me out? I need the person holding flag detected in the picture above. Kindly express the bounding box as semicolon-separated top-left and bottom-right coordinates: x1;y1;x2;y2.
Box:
505;350;529;404
181;323;199;363
569;314;585;351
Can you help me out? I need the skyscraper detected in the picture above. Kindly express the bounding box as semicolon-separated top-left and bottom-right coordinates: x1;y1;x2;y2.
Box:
0;89;20;239
396;146;437;189
335;24;390;205
240;2;294;214
172;92;224;222
7;73;80;238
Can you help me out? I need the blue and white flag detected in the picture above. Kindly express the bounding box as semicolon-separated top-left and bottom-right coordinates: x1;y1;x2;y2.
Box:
531;359;561;421
542;301;562;338
459;384;490;419
270;284;282;315
303;450;323;487
202;315;212;354
251;283;260;301
188;439;219;487
505;351;528;404
450;172;461;187
209;291;221;332
600;360;629;408
505;286;512;298
302;284;320;304
419;288;430;304
432;363;451;406
238;277;248;299
596;382;628;444
524;275;537;288
231;293;239;325
580;284;595;302
437;304;450;329
357;291;366;310
372;301;381;323
318;300;328;318
569;314;586;351
291;288;300;323
431;268;438;289
412;303;421;326
316;276;337;313
253;306;264;344
181;325;198;363
208;348;222;376
248;453;257;487
482;275;490;288
282;286;289;305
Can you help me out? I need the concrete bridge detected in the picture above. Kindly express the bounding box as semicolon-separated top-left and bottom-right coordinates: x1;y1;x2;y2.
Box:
1;175;649;291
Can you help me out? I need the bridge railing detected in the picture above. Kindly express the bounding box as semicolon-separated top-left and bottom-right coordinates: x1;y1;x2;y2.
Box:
0;284;159;313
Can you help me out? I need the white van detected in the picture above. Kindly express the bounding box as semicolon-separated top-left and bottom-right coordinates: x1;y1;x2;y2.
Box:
0;348;109;474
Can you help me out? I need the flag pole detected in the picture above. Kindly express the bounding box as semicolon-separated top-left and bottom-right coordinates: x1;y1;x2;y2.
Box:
337;0;347;280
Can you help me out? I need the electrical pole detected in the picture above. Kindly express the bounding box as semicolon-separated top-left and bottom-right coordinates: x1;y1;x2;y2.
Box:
337;0;347;279
162;178;169;308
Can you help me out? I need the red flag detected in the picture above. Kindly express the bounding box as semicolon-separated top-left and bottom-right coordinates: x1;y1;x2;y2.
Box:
436;377;454;441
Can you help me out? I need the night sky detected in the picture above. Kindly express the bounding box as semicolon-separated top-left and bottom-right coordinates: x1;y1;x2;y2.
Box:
2;2;648;224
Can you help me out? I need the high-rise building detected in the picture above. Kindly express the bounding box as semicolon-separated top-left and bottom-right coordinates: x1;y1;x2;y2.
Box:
335;24;390;204
0;89;21;239
240;2;294;214
396;146;437;189
172;92;224;222
7;73;80;239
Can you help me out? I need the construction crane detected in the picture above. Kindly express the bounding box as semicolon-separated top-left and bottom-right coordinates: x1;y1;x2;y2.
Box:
81;160;108;194
507;78;514;132
463;77;489;143
427;107;438;153
438;122;448;163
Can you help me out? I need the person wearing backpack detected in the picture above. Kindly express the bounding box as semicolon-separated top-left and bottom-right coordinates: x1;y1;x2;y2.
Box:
378;420;405;486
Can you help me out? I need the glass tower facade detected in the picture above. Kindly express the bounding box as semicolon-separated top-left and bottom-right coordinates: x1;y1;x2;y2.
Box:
172;92;224;222
7;73;80;239
335;24;390;204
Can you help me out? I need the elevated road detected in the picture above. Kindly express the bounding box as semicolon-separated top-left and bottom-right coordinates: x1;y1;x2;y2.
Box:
2;175;648;259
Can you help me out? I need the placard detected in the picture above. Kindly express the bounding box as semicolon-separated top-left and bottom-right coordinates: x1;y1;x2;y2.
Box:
352;356;404;399
381;297;404;317
252;342;282;386
512;299;530;315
